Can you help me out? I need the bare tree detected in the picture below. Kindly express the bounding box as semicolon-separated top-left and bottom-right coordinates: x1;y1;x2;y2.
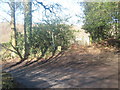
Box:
9;1;17;55
4;0;23;59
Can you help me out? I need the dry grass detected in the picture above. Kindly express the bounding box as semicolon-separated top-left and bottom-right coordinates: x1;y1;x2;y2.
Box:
0;22;24;43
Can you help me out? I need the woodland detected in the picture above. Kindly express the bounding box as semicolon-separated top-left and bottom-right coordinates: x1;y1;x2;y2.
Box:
0;0;120;89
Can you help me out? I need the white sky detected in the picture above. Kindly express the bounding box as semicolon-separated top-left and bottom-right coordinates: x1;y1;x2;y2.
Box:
0;0;84;26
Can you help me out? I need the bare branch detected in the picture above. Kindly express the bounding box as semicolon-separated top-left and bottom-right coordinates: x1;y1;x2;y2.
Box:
0;43;23;59
35;0;52;13
0;15;10;22
0;44;18;54
10;42;23;59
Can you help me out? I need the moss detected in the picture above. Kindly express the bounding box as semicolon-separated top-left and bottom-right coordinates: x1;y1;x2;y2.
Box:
2;72;17;89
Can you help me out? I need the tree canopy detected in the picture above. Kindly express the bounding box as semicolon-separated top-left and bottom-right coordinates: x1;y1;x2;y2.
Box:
81;2;120;42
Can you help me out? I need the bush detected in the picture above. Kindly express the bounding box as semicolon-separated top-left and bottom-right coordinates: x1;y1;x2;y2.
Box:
0;43;12;60
1;23;74;60
16;32;24;55
31;23;74;58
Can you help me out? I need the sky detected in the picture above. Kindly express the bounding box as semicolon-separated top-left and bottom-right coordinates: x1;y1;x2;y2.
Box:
32;0;84;25
0;0;84;26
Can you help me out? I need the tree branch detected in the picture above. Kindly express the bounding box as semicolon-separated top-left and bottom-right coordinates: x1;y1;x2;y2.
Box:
0;44;18;54
10;43;23;59
35;0;52;13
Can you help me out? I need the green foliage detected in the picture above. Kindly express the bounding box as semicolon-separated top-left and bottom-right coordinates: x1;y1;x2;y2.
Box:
31;24;51;57
81;2;119;42
0;50;11;60
2;42;11;48
31;23;74;58
1;23;74;60
2;72;17;89
16;32;24;56
0;32;24;60
0;43;12;60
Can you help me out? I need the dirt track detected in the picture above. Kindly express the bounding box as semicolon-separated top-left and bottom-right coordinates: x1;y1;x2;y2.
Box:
3;45;119;88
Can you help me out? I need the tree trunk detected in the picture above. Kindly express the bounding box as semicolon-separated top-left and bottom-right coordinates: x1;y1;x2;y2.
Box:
10;1;17;57
24;0;32;59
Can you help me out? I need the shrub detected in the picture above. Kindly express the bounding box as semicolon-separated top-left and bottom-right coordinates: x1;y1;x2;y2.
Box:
31;23;74;58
